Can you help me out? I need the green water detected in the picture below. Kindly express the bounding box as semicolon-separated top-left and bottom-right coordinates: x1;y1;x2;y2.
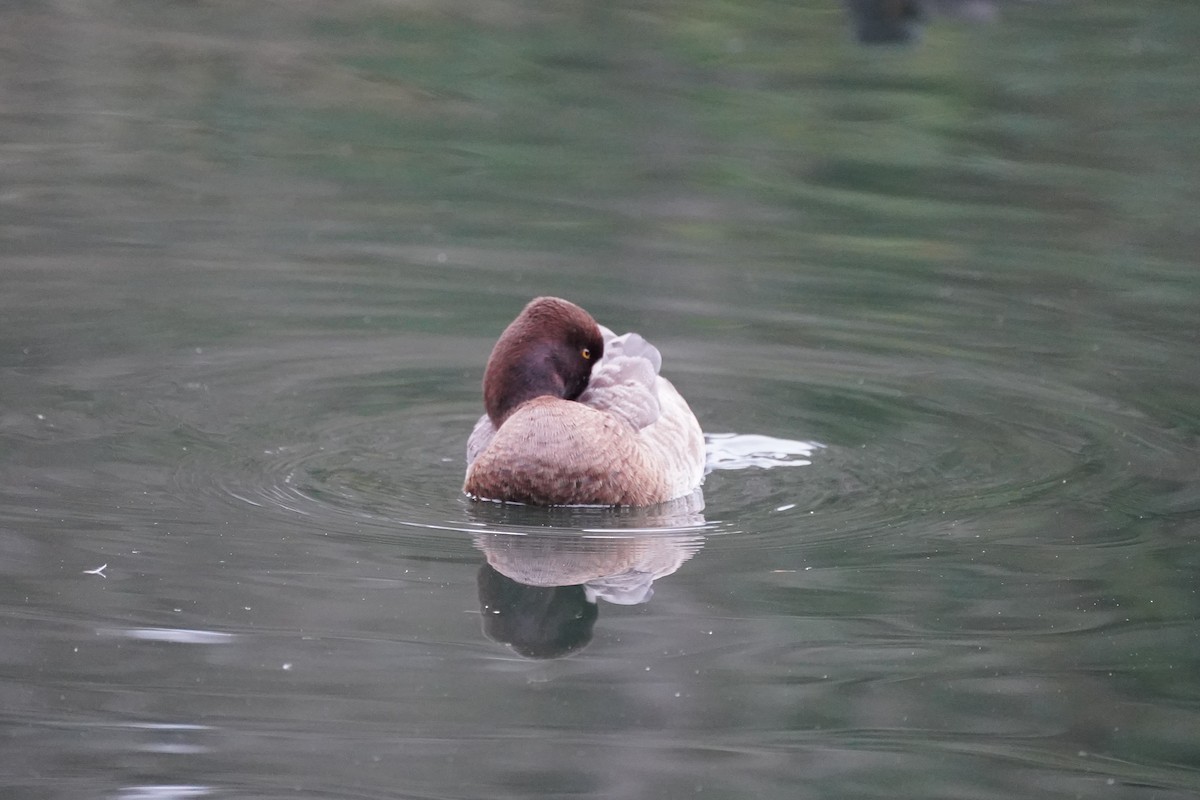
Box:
2;2;1197;798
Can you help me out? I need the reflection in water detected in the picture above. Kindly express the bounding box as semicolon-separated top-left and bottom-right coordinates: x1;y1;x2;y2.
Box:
468;496;707;657
476;568;599;659
461;489;709;531
476;529;704;605
464;435;827;656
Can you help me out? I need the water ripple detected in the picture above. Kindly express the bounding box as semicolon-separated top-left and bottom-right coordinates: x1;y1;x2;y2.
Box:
149;332;1192;575
97;627;236;644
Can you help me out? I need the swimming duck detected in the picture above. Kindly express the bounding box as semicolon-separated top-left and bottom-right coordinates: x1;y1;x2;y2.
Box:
464;297;705;506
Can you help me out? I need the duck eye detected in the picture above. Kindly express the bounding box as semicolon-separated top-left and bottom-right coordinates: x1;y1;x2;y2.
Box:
580;347;591;360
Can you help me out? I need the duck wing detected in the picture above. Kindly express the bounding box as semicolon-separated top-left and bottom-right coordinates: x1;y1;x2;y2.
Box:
577;326;662;431
466;412;497;468
583;326;705;499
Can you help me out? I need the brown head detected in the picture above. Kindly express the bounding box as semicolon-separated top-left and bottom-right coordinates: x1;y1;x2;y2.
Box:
482;297;605;427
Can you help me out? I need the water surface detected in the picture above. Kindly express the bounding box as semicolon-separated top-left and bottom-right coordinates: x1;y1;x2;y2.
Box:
2;2;1198;798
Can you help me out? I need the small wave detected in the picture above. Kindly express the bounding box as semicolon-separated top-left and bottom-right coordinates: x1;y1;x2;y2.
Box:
97;627;235;644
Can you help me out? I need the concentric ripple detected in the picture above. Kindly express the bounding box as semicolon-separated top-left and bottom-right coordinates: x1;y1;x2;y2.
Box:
148;328;1190;575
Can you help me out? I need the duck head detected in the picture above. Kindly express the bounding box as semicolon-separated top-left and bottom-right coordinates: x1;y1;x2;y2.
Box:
482;297;606;427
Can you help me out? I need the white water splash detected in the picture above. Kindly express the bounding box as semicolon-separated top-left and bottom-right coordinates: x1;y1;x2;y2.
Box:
705;433;825;470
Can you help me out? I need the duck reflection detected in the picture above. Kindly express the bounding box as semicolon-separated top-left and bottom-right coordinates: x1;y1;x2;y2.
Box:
468;493;707;658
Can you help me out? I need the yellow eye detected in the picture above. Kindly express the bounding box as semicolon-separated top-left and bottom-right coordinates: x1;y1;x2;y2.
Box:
581;347;591;360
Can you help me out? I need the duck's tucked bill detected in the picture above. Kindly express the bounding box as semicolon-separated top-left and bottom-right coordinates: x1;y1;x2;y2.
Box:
464;296;705;506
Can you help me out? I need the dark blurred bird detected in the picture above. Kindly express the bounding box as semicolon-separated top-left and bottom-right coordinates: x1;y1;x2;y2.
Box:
845;0;999;45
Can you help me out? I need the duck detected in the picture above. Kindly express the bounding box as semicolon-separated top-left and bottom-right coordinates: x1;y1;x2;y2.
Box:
464;297;705;506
